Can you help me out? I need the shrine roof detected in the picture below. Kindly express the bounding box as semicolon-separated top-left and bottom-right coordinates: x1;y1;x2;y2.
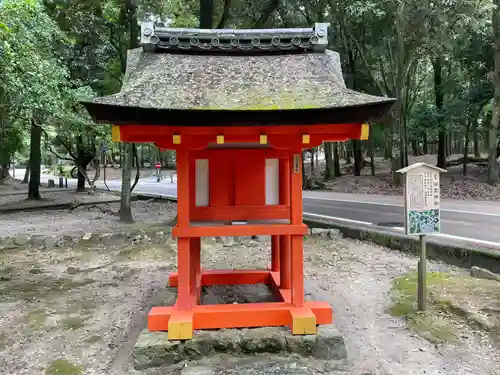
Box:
82;23;395;126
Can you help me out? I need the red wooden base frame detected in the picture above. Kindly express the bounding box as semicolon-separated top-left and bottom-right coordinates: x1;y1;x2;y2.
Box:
148;234;333;339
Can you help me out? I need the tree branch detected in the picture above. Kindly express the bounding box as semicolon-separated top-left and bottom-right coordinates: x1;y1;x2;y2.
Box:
216;0;232;28
253;0;280;28
55;134;78;160
377;57;392;95
44;143;74;162
130;144;140;192
107;23;127;74
39;126;74;162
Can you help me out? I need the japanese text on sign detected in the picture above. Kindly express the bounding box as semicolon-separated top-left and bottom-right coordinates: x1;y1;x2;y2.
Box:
406;172;440;211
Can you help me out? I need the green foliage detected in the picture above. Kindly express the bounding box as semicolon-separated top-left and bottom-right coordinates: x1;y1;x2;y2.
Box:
0;0;68;117
45;359;83;375
0;0;96;172
0;0;497;171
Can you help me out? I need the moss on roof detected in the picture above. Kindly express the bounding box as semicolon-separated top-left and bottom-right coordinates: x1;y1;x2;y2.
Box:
90;48;394;112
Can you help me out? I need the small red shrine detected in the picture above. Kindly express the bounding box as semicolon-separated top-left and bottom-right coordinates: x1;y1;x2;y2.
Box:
83;22;395;340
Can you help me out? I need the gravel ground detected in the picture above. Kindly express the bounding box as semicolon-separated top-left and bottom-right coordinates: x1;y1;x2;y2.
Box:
303;237;500;375
0;224;499;375
0;196;176;238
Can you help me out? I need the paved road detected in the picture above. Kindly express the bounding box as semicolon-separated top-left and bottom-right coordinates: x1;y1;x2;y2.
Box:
13;169;500;248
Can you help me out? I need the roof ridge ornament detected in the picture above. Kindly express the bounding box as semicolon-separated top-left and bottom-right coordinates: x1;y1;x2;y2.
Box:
140;22;330;53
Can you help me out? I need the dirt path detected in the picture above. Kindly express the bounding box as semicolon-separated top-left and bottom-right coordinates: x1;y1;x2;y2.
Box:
0;229;498;375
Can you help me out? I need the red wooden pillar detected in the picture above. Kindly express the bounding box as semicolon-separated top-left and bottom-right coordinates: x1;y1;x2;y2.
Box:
279;155;292;289
148;134;332;340
288;150;315;335
279;235;291;289
290;152;303;225
271;235;280;272
175;148;194;310
177;238;194;309
176;148;190;226
291;234;304;306
280;155;291;206
190;237;201;303
290;151;304;307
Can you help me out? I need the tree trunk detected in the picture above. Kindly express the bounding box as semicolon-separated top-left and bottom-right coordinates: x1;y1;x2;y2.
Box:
75;136;93;192
119;143;123;168
324;142;333;180
423;133;428;154
28;119;42;200
310;148;315;177
22;162;30;183
77;170;86;191
152;145;157;165
301;151;307;188
473;120;481;157
253;0;279;28
200;0;214;28
120;143;134;223
216;0;232;28
116;0;139;218
489;0;500;184
345;142;352;164
404;120;409;167
455;132;461;154
368;132;376;176
437;131;446;168
333;142;341;177
163;152;169;168
449;132;454;154
0;165;8;182
352;140;363;176
411;139;419;156
394;5;408;179
433;57;446;169
463;118;471;176
384;127;392;159
140;145;145;168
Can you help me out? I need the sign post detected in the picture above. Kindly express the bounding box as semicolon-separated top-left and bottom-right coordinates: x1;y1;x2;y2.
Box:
101;144;108;187
397;163;446;311
155;162;162;182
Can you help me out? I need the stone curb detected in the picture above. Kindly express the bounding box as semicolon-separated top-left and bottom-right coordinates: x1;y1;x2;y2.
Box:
0;198;120;215
303;217;500;274
0;187;70;197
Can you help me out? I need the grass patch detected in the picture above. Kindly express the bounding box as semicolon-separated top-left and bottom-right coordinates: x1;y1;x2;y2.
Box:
117;246;144;260
116;243;174;261
390;271;500;344
85;335;102;344
23;309;48;330
60;316;86;330
0;334;7;350
0;277;95;300
66;298;95;314
45;359;83;375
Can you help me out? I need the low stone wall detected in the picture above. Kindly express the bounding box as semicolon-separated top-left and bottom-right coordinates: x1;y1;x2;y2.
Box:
304;217;500;274
133;325;346;369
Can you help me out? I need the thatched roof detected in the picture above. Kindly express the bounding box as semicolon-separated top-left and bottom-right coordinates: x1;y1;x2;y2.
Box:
90;48;393;111
82;25;394;126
